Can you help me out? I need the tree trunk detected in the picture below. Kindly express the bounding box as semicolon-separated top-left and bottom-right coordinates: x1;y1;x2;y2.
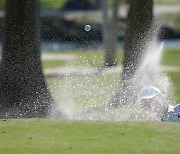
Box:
102;0;119;67
122;0;153;80
0;0;53;118
109;0;153;107
94;0;101;10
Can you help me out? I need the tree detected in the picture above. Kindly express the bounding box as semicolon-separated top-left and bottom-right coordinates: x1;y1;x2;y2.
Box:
94;0;101;10
109;0;154;107
0;0;53;118
123;0;153;79
102;0;119;67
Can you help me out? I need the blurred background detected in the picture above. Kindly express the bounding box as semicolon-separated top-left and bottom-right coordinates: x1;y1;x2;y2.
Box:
0;0;180;107
0;0;180;51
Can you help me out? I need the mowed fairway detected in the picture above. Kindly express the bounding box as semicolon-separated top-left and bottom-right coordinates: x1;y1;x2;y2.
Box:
0;119;179;154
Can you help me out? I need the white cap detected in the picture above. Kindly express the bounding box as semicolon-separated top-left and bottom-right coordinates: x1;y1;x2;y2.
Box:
139;86;161;99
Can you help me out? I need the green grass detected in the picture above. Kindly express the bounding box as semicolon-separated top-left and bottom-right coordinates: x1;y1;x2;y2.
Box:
0;119;179;154
0;0;4;11
42;48;180;69
43;60;69;69
43;50;123;68
163;48;180;66
43;48;180;104
167;72;180;89
41;0;67;10
47;73;120;109
155;0;180;5
173;89;180;103
167;72;180;103
158;13;180;32
0;0;67;11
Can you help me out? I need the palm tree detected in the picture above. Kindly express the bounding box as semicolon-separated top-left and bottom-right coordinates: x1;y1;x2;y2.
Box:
123;0;153;80
102;0;119;67
0;0;53;118
109;0;154;107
